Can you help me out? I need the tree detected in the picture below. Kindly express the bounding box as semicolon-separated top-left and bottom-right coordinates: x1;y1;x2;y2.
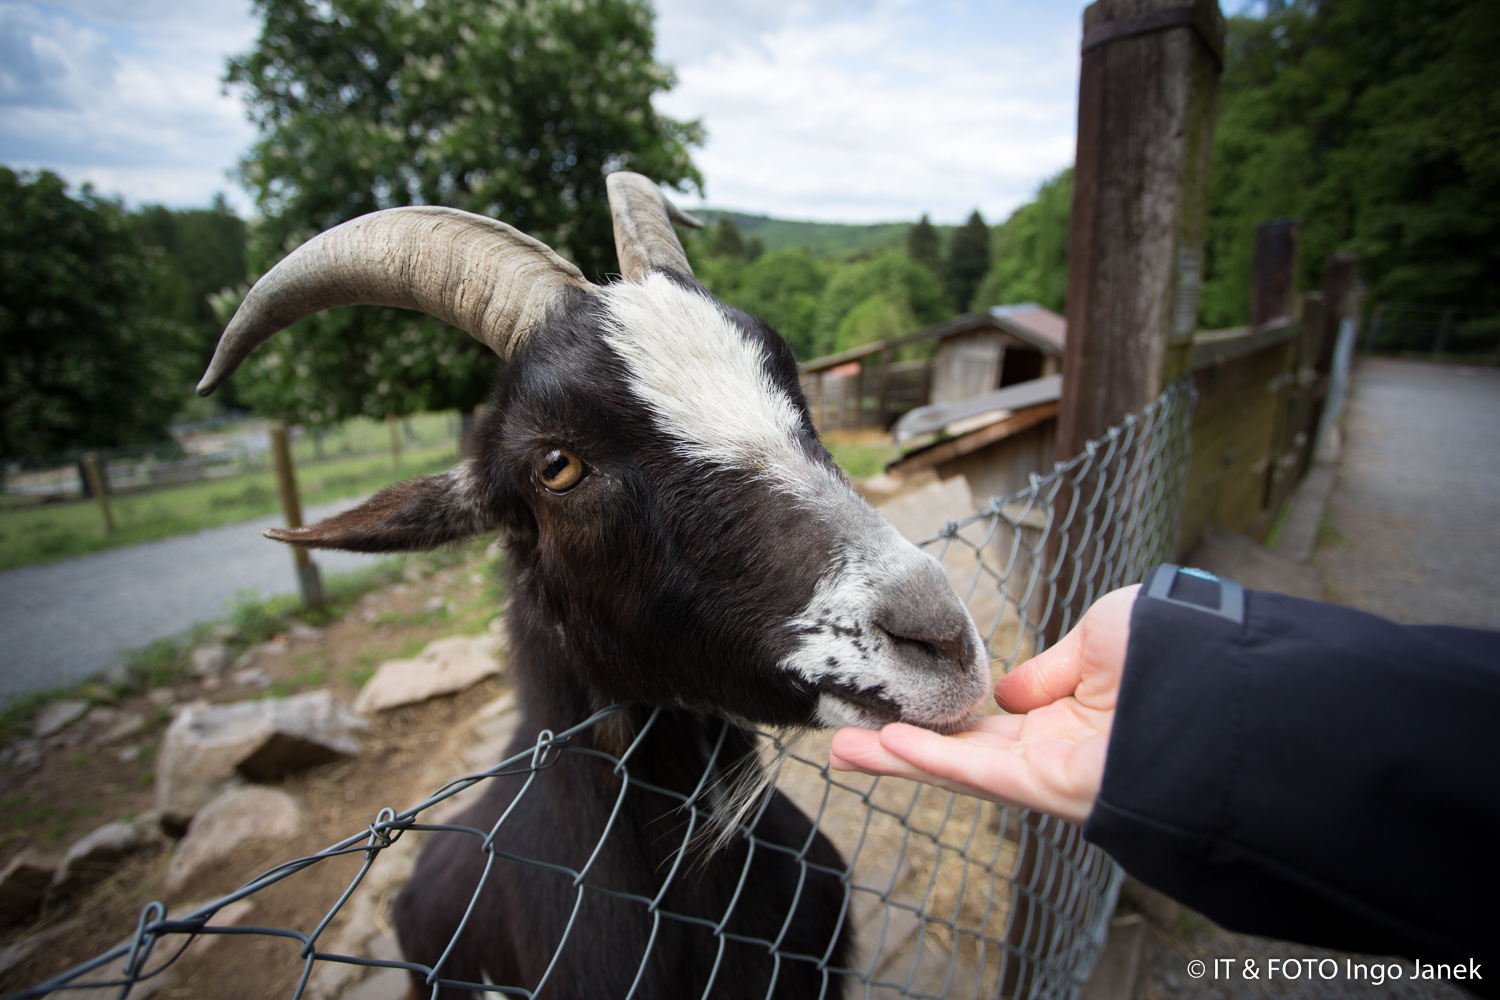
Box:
0;169;196;459
135;197;249;407
717;249;827;358
226;0;703;426
944;210;991;313
907;214;943;276
815;250;949;358
1199;0;1500;327
972;168;1071;314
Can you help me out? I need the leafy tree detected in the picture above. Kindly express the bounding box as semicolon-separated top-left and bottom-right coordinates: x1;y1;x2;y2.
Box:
973;168;1071;314
907;214;943;276
708;216;762;262
944;210;991;313
135;197;249;407
226;0;703;426
0;168;196;459
815;250;949;357
717;249;827;357
1199;0;1500;326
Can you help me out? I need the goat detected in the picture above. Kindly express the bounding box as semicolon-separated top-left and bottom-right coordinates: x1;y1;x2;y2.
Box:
196;172;992;999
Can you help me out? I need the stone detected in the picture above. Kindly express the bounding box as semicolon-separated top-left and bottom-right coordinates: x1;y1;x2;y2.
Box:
146;688;175;706
164;787;307;893
85;706;120;728
155;691;366;829
230;667;273;688
0;852;58;926
59;898;254;1000
32;699;89;738
207;622;240;642
97;712;147;746
117;746;141;763
354;636;502;714
189;642;232;677
423;596;446;613
289;623;325;642
0;917;81;977
50;818;162;897
10;739;42;771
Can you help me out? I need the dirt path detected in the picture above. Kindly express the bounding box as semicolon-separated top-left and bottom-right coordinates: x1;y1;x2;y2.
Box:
1315;357;1500;628
0;498;388;706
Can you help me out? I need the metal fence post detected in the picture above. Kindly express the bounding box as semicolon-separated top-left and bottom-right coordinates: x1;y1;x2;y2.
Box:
81;452;115;535
270;423;324;609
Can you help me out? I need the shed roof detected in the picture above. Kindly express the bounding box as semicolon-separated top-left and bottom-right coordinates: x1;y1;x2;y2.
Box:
988;303;1066;353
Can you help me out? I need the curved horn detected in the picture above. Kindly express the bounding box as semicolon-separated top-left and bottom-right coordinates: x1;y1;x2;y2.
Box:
606;172;704;283
197;207;594;396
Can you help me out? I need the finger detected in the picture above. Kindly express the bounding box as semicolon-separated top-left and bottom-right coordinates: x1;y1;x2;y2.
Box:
829;728;959;785
877;723;1036;806
994;630;1083;713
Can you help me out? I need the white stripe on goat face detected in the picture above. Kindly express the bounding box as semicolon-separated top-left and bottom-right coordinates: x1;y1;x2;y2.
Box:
600;274;989;730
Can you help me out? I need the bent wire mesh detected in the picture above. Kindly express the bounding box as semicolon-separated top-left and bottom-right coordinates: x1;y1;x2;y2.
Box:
11;378;1195;1000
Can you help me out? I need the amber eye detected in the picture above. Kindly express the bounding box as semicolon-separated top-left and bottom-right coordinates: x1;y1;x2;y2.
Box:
537;449;585;492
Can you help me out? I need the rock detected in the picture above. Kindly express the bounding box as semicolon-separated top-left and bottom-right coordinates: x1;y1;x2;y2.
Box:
117;746;142;763
97;712;147;746
230;667;273;688
0;852;58;926
51;818;162;897
85;706;120;728
289;623;324;642
164;787;307;893
32;699;89;738
10;739;42;771
155;691;366;829
423;595;446;613
189;642;232;677
231;650;255;670
207;622;240;642
0;917;82;976
146;688;175;706
354;636;502;714
59;898;254;1000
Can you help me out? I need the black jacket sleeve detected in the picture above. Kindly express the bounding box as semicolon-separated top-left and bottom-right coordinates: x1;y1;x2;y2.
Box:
1082;565;1500;984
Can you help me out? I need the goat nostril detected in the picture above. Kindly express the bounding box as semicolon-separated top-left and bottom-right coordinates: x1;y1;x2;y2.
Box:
882;625;971;671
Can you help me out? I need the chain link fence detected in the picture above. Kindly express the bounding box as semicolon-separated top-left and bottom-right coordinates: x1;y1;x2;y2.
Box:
12;379;1196;1000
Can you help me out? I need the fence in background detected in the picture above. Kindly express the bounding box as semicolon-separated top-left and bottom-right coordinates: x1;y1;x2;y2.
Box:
13;378;1196;1000
1362;303;1500;359
1;413;465;508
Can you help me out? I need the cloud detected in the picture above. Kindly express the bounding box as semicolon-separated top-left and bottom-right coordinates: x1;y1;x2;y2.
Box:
657;0;1084;224
0;0;258;209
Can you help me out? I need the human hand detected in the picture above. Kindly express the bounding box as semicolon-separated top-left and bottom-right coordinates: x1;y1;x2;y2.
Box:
828;585;1138;826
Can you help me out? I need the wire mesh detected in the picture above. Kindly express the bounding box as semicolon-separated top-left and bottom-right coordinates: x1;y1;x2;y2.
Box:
10;379;1195;1000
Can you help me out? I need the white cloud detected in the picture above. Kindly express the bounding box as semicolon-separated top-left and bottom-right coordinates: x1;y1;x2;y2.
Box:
657;0;1084;224
0;0;258;210
0;0;1086;222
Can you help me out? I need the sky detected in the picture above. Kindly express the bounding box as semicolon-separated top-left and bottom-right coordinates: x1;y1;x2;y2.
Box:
0;0;1089;225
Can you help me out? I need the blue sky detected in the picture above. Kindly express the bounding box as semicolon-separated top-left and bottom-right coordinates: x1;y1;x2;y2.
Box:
0;0;1091;224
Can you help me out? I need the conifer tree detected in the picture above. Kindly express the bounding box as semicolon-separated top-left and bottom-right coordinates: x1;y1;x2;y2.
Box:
907;214;943;275
944;210;991;313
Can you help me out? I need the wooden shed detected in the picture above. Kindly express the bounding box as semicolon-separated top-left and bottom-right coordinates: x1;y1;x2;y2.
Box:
929;304;1066;405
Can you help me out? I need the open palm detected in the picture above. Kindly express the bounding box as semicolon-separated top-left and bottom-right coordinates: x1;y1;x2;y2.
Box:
829;585;1138;826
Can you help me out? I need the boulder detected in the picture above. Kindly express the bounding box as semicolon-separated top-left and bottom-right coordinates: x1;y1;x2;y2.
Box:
189;642;232;677
354;636;502;714
155;691;366;829
164;787;307;893
50;817;163;897
32;699;89;738
0;852;57;926
96;712;147;746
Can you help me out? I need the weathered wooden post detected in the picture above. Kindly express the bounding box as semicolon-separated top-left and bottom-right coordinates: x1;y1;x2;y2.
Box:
269;423;324;609
386;411;402;467
81;453;116;535
1251;217;1301;327
1015;1;1226;994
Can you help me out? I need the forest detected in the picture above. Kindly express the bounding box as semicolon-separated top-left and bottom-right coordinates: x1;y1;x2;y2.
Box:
2;0;1493;461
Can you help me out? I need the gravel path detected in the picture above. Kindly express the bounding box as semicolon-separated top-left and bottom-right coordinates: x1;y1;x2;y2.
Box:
1315;357;1500;628
0;497;392;705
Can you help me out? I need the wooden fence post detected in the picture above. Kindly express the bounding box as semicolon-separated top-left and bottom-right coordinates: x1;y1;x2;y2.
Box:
270;423;324;610
1251;218;1301;327
81;453;115;535
1016;2;1226;995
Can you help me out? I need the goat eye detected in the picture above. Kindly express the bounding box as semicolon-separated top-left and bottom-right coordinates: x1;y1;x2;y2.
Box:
537;449;585;492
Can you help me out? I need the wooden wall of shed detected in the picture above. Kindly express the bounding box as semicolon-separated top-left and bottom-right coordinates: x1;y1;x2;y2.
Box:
938;417;1059;505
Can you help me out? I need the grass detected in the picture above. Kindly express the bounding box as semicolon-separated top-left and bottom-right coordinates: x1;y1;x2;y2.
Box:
823;433;897;480
0;443;459;571
1316;512;1349;549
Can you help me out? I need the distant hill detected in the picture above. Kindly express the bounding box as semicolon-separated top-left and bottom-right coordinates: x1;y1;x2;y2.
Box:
685;209;956;259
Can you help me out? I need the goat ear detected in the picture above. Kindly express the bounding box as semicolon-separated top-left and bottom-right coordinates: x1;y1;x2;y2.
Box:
265;460;497;552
